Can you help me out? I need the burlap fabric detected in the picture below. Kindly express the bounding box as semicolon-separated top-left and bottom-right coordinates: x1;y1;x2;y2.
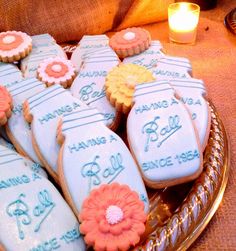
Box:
0;0;173;43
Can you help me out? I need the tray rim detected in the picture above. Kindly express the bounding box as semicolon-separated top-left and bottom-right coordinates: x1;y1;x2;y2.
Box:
178;101;230;250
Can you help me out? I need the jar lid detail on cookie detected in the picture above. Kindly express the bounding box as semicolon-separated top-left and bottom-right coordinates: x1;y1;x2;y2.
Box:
106;205;124;225
123;32;136;41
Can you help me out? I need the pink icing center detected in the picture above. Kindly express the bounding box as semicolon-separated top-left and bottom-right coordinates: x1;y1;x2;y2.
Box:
105;205;124;225
0;34;23;51
45;62;69;78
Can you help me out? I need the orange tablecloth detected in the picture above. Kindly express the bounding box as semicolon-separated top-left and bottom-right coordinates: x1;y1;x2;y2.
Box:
140;17;236;250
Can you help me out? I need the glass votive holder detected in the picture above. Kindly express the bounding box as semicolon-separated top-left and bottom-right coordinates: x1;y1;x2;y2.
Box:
168;2;200;44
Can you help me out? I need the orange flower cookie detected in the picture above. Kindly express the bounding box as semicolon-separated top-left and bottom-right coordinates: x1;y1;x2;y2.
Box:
37;57;76;88
109;27;151;58
0;86;12;125
79;183;147;251
0;31;32;62
105;63;154;113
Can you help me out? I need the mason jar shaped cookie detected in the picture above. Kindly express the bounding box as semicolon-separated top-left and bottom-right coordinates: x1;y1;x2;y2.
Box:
127;81;203;188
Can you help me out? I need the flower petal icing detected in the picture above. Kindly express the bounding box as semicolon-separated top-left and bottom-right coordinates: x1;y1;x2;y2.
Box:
37;56;76;87
0;31;32;61
79;183;147;251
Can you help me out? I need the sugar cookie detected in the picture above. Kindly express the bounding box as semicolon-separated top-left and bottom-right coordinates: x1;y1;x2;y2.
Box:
105;63;154;114
127;81;203;188
79;183;146;251
70;47;120;130
0;144;47;178
37;57;76;88
21;34;67;78
0;147;85;251
0;86;12;125
57;107;149;216
23;84;87;182
109;27;151;58
123;40;165;67
0;62;23;88
170;78;211;150
6;78;46;165
151;56;192;79
0;31;32;63
71;35;109;71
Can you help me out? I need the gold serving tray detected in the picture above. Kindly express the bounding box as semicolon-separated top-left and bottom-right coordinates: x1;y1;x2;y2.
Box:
133;101;230;251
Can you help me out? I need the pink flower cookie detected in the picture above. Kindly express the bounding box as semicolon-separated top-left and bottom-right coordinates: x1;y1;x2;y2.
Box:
0;31;32;62
37;57;76;88
109;27;151;58
79;183;146;251
0;86;12;125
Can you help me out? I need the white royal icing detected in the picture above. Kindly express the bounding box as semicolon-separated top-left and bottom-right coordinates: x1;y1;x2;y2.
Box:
127;81;203;188
123;32;136;40
0;62;23;89
6;78;46;165
0;148;85;251
3;35;16;44
21;34;67;78
70;47;120;129
71;35;109;71
106;205;124;225
26;84;87;178
59;108;149;213
169;78;211;150
0;144;47;178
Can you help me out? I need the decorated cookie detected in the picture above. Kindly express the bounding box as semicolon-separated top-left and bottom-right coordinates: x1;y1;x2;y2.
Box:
70;47;120;130
0;62;23;88
0;147;85;251
123;40;165;67
0;86;12;125
105;63;154;114
0;144;47;178
23;84;87;182
79;183;146;251
5;78;46;165
109;27;151;58
57;107;149;215
151;55;192;79
170;78;211;150
71;35;109;71
37;57;76;88
31;34;59;48
0;31;32;63
21;34;67;78
0;136;15;151
127;81;203;188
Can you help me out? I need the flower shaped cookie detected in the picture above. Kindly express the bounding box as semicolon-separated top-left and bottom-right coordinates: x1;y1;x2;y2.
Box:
109;27;151;58
105;63;154;113
0;86;12;125
0;31;32;62
37;57;76;88
79;183;146;251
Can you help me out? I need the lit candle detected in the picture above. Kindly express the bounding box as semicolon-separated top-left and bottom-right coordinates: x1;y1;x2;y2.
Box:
168;2;200;44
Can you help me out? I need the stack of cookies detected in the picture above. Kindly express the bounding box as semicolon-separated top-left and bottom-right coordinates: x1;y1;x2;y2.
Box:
0;28;211;251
